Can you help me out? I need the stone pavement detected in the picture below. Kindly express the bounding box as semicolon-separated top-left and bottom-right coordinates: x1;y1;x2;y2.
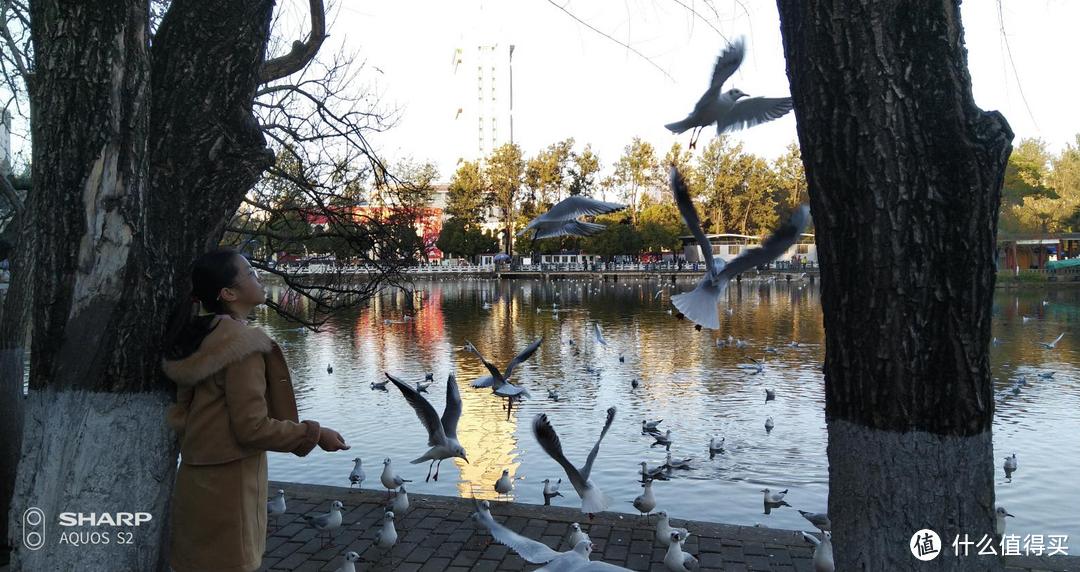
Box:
257;480;1080;572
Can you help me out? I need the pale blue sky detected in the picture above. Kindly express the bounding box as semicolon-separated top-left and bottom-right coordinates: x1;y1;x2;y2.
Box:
300;0;1079;183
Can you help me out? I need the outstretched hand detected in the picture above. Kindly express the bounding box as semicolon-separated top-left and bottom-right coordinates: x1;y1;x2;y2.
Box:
317;426;350;452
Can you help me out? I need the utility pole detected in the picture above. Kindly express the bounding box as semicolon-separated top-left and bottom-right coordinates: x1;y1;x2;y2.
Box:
509;44;515;145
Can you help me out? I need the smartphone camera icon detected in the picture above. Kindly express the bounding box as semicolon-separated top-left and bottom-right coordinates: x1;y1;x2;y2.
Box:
23;507;45;550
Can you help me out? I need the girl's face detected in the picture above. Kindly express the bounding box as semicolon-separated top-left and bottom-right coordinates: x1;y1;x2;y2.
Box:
217;255;266;307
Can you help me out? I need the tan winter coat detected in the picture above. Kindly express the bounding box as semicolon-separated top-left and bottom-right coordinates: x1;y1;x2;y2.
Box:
161;315;319;572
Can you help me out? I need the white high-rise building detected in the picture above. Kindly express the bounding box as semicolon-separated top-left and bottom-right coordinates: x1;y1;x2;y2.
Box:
451;42;513;163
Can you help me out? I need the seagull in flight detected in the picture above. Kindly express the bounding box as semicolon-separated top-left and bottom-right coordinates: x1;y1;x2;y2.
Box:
669;165;810;329
471;500;632;570
518;196;627;244
385;372;468;481
532;408;617;515
592;322;608;346
466;337;543;400
664;36;793;149
1039;332;1065;349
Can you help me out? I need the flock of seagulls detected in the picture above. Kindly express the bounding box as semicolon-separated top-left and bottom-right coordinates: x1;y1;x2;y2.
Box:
266;31;1080;572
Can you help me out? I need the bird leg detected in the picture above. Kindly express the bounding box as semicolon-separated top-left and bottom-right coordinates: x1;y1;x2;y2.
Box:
434;459;443;481
425;460;435;482
689;126;702;149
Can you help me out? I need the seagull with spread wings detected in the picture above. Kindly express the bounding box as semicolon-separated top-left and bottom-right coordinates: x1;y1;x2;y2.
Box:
518;196;627;244
471;499;632;571
466;337;543;399
385;372;468;482
532;407;617;516
665;36;794;149
669;165;810;329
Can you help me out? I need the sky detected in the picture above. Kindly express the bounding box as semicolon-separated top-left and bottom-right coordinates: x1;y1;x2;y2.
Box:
291;0;1079;184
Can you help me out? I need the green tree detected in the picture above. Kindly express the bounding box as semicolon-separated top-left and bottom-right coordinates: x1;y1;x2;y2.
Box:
445;160;489;225
584;215;643;257
485;143;526;254
1051;135;1080;230
612;137;663;223
638;197;687;252
731;155;781;236
386;157;439;210
773;141;809;211
693;135;745;234
568;144;601;197
525;138;575;209
663;141;694;191
1001;138;1052;233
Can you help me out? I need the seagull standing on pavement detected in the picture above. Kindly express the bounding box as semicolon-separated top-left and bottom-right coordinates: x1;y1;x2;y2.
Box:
302;500;343;548
801;531;834;572
378;510;398;550
348;458;365;490
533;408;617;515
664;531;699;571
267;489;286;533
669;165;810;329
391;485;410;514
568;522;591;548
632;480;657;518
385;372;468;481
495;469;515;499
380;458;412;497
334;551;360;572
664;36;793;149
655;511;691;547
995;506;1015;535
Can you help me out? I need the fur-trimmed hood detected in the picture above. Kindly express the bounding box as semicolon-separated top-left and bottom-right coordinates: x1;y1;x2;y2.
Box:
161;316;274;386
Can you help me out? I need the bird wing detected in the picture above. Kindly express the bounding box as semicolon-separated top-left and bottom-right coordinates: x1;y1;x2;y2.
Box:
471;375;496;388
464;339;507;388
531;220;608;240
720;96;794;133
801;531;822;546
540;196;627;221
581;407;617;481
442;373;462;439
718;204;810;279
532;413;589;494
386;372;447;447
504;336;544;380
592;322;607;346
1051;332;1065;345
474;505;562;563
669;166;718;276
690;37;747;117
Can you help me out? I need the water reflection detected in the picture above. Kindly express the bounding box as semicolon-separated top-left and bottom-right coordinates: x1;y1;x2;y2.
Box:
255;278;1080;539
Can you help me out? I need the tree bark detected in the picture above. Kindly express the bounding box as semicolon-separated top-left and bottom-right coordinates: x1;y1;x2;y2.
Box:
775;1;1013;570
7;0;279;569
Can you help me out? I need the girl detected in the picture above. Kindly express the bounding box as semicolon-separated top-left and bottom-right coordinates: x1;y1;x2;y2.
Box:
160;248;349;572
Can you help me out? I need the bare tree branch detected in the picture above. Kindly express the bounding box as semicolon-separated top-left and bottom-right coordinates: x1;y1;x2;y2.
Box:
259;0;326;84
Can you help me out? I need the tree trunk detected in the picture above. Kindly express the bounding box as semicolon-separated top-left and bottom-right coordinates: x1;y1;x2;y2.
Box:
775;1;1013;570
7;1;277;570
0;174;33;561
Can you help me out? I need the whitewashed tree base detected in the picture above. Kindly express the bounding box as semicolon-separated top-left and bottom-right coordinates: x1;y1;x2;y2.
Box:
7;389;178;571
828;419;1003;571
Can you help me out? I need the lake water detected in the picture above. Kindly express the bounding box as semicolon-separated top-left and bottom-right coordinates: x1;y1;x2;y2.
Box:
255;276;1080;540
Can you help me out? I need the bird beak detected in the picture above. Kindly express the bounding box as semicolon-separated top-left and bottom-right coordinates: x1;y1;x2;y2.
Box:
463;457;470;464
1006;513;1015;517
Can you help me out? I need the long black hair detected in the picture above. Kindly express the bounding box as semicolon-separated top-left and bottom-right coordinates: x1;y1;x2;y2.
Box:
162;248;244;361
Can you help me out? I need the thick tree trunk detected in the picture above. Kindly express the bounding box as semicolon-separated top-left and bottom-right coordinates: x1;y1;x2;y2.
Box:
775;1;1013;570
7;0;278;569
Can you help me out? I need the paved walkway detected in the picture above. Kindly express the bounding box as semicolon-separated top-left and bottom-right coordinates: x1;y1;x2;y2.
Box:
257;481;1080;572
